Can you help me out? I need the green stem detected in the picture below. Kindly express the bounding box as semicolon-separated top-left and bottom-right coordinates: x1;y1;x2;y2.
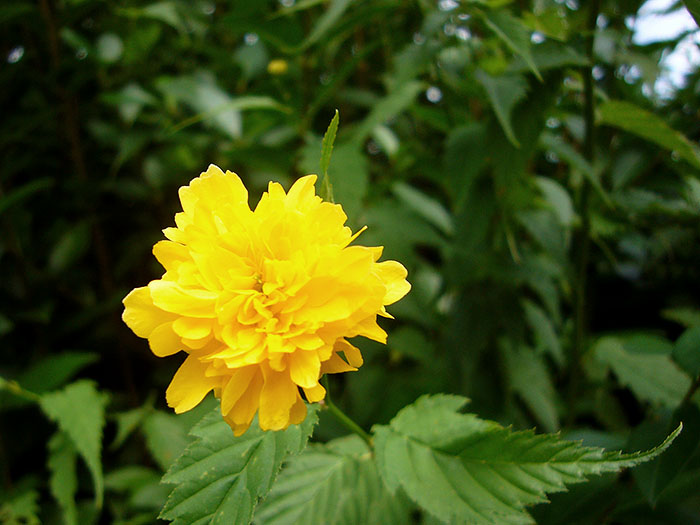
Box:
0;378;41;403
321;375;372;446
568;0;599;426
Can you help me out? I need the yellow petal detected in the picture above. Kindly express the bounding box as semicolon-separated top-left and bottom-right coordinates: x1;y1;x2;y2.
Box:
148;280;218;318
289;350;321;389
258;368;298;431
153;240;189;271
228;369;264;429
220;366;257;415
148;322;183;357
320;352;356;374
172;317;212;340
335;339;363;367
122;287;175;338
166;356;217;413
285;175;318;210
374;260;411;305
303;382;326;403
289;395;307;425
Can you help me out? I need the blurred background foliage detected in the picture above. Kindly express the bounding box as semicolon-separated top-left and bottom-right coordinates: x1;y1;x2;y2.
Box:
2;0;700;523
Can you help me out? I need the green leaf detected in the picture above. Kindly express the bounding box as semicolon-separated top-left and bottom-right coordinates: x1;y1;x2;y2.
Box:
374;395;680;525
391;183;454;236
593;335;691;407
673;326;700;378
159;405;319;524
539;132;612;208
683;0;700;28
476;70;528;147
483;10;542;81
522;299;564;367
630;404;700;505
39;381;108;508
502;342;560;432
143;410;191;471
662;307;700;328
319;110;339;202
48;431;78;525
253;435;412;524
158;72;288;138
111;406;148;450
300;140;368;219
0;178;53;216
598;100;700;170
535;176;575;228
18;351;98;394
0;489;40;525
49;221;92;273
351;81;423;144
296;0;353;51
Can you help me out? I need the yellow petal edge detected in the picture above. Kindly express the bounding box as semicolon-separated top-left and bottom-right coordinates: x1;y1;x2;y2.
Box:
122;165;410;435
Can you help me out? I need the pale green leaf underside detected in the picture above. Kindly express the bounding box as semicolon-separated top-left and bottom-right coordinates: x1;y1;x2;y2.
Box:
254;435;411;525
374;394;681;525
159;405;318;525
39;380;108;509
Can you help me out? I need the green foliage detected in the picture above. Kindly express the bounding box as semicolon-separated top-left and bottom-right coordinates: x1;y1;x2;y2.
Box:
48;431;79;525
254;436;412;524
159;405;319;524
598;100;700;169
374;395;681;525
593;335;691;407
320;110;339;202
4;0;700;522
39;381;108;508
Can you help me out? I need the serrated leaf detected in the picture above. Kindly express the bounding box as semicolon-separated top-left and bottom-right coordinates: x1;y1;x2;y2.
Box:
476;70;528;147
598;100;700;170
373;394;680;525
630;404;700;506
39;381;108;508
254;435;411;524
673;326;700;378
300;139;368;219
48;431;78;525
319;110;339;202
483;10;542;81
0;489;40;525
19;352;98;394
159;405;319;524
594;335;691;407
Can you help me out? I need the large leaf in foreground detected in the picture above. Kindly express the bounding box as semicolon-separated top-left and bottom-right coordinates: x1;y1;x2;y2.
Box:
373;395;681;525
160;405;318;525
254;435;411;525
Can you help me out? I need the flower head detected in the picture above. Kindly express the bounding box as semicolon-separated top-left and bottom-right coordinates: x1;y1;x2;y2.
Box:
122;165;410;435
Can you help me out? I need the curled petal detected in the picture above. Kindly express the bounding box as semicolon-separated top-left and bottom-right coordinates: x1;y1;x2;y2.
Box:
166;356;219;413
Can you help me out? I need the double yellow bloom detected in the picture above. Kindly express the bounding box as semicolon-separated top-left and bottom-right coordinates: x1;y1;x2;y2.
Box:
122;165;410;435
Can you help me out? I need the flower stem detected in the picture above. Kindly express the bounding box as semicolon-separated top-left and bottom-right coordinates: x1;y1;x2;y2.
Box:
321;375;372;446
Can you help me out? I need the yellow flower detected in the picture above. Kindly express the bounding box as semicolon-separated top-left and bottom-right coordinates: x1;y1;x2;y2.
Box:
267;58;288;75
122;165;410;435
